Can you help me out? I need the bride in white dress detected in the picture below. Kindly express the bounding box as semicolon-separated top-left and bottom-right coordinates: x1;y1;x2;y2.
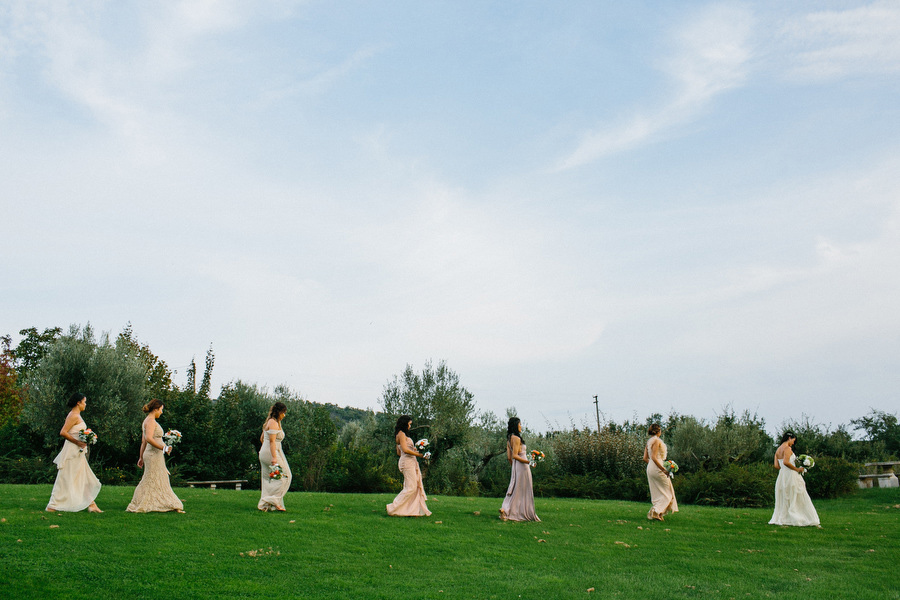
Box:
769;431;819;527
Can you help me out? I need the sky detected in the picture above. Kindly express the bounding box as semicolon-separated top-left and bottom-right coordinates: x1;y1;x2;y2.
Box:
2;1;899;435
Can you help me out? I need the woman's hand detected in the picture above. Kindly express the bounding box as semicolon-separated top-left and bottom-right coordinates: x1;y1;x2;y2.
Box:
76;440;87;449
164;445;172;455
137;457;144;468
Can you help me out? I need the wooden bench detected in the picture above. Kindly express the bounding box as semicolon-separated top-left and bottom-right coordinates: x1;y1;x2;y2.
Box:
186;480;249;490
857;473;899;489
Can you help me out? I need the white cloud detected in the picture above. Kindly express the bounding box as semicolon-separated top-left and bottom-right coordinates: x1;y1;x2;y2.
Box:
780;0;900;81
553;3;754;171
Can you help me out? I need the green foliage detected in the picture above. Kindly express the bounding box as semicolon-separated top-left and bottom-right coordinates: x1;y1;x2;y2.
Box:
533;473;648;501
851;409;900;457
0;337;23;428
803;455;858;499
19;324;147;463
10;326;61;380
668;409;773;472
674;463;775;508
781;416;886;463
380;360;477;462
0;456;55;484
115;324;175;399
550;427;645;479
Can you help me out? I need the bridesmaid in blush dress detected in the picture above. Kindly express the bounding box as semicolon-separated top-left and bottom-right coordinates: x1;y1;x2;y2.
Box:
258;402;291;512
46;393;102;513
499;417;540;522
769;431;820;527
386;415;431;517
127;399;184;513
643;423;678;521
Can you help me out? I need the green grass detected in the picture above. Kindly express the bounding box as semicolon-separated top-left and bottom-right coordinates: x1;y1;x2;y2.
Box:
1;484;897;600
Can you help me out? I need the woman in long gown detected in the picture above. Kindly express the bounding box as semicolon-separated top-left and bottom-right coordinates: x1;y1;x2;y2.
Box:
500;417;540;522
46;393;102;513
769;431;820;527
386;415;431;517
643;423;678;521
258;402;291;512
127;399;184;513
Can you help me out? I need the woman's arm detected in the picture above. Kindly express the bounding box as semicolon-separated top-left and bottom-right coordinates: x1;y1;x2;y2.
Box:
772;446;781;469
59;414;86;448
784;448;804;473
642;444;650;464
137;429;147;468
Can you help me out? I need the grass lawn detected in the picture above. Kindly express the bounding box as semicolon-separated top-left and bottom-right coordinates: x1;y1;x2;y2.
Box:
1;484;897;599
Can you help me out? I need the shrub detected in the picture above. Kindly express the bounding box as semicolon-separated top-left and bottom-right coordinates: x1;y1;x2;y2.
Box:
533;473;648;501
803;455;858;499
674;463;775;508
550;428;645;480
0;456;55;484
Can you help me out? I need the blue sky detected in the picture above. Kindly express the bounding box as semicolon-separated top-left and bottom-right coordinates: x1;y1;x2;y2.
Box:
2;1;899;434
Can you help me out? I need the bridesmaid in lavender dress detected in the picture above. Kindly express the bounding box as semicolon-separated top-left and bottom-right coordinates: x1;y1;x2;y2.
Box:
46;393;102;513
386;415;431;517
500;417;540;522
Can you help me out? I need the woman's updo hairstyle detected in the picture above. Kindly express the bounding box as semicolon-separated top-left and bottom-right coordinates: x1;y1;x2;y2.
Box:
780;431;796;443
647;423;662;436
268;402;287;421
143;399;164;413
66;392;86;408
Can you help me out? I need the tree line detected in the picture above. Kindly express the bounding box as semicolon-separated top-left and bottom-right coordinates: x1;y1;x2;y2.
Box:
1;324;897;507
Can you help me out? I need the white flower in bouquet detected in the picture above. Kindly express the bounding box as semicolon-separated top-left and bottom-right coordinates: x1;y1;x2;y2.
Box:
163;429;182;446
78;429;97;453
415;438;431;460
268;464;285;480
796;454;814;471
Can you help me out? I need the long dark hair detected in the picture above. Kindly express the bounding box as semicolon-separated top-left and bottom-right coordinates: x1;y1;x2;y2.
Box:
66;392;86;408
394;415;412;437
506;417;523;444
780;431;796;444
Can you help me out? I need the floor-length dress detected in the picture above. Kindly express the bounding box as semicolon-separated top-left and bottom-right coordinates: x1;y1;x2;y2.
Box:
127;423;184;513
46;420;102;512
646;437;678;519
500;441;540;522
769;454;820;526
386;440;431;517
258;429;291;511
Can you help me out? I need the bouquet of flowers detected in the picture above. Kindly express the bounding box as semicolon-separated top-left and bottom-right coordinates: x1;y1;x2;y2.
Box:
415;439;432;461
796;454;815;472
664;460;679;479
78;429;97;453
163;430;183;446
529;449;545;468
268;464;285;480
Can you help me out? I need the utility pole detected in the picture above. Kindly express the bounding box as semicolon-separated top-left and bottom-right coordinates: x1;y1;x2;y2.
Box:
593;395;601;434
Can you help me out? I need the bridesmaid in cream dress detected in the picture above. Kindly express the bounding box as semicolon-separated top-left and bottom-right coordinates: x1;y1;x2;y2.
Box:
643;423;678;521
258;402;291;512
386;415;431;517
127;399;184;513
499;417;540;522
769;432;820;527
46;393;102;513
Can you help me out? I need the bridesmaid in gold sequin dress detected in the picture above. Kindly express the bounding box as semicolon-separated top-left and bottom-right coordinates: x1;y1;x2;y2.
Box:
127;399;184;513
